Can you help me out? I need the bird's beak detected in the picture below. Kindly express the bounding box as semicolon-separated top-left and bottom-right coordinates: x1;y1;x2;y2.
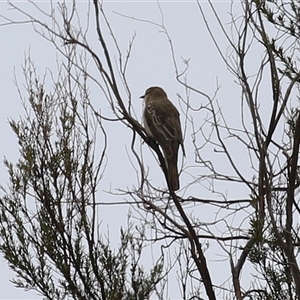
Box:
140;95;145;99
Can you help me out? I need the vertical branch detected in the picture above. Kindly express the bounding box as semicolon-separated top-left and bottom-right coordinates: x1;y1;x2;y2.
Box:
286;111;300;296
170;190;216;300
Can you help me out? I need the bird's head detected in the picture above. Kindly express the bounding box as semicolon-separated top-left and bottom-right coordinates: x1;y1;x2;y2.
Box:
140;86;167;100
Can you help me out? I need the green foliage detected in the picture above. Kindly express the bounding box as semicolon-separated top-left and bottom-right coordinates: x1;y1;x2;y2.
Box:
0;64;164;300
247;201;297;299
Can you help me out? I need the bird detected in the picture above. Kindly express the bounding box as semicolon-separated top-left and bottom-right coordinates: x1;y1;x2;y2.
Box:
141;86;185;191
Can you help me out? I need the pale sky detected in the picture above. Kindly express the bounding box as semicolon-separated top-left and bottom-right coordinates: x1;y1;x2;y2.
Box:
0;1;250;299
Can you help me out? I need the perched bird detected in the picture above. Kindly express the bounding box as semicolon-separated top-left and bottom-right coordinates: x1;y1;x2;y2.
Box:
141;86;185;191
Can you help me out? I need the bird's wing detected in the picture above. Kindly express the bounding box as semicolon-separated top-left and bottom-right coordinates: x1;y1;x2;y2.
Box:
148;100;179;140
144;99;183;158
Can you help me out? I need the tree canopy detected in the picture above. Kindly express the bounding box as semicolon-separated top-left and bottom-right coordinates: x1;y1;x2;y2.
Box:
1;1;300;299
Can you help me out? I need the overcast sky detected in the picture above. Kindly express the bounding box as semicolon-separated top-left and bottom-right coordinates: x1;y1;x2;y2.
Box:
0;1;248;299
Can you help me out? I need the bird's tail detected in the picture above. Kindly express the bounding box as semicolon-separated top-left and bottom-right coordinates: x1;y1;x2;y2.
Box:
167;158;179;191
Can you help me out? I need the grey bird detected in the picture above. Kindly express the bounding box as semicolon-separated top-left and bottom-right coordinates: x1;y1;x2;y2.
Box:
141;86;185;191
